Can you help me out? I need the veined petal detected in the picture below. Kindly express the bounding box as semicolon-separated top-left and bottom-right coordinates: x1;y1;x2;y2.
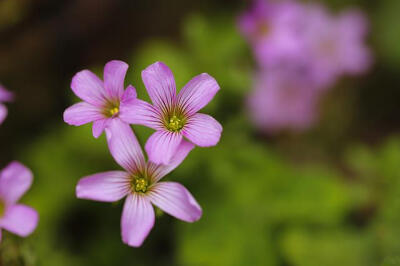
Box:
145;131;183;165
121;193;155;247
120;98;163;130
182;113;222;147
177;73;220;115
92;118;109;138
71;69;107;106
0;162;33;204
141;62;176;111
149;182;202;223
76;171;130;202
63;102;103;126
105;118;145;173
0;204;38;237
0;104;7;125
104;60;129;100
149;140;195;182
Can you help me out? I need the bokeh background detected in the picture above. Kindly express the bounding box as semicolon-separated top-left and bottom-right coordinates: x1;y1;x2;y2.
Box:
1;0;400;265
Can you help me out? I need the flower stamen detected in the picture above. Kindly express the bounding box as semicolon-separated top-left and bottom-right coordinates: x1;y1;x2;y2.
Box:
167;115;184;132
133;177;149;193
109;107;119;116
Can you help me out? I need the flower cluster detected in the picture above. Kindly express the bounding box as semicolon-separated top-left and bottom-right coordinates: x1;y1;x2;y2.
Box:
64;60;222;247
0;85;38;243
239;0;372;132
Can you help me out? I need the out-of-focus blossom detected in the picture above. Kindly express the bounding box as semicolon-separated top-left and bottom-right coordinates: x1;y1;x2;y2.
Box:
301;5;372;87
248;71;320;132
240;0;372;132
0;162;38;242
63;60;137;138
0;84;14;125
120;62;222;165
238;0;306;68
76;119;202;247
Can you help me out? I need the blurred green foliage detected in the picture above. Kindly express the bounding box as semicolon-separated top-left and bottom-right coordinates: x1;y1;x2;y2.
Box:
2;2;400;265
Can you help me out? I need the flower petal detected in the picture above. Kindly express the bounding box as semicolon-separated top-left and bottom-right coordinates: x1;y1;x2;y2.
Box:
63;102;103;126
177;73;220;115
121;85;137;103
0;204;38;237
141;62;176;111
0;85;14;102
121;193;155;247
71;69;107;106
76;171;130;202
92;118;110;138
105;118;145;173
182;113;222;147
0;104;7;125
149;140;195;182
0;162;33;204
149;182;202;223
103;60;129;100
145;131;183;165
120;98;163;130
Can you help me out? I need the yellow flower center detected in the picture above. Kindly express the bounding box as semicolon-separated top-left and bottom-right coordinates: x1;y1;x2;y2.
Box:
133;177;149;193
0;200;5;218
167;115;184;132
109;107;119;116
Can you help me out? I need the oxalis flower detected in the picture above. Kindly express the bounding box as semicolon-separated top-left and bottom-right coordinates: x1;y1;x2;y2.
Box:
76;119;202;247
0;84;14;125
63;60;137;138
0;162;38;242
120;61;222;165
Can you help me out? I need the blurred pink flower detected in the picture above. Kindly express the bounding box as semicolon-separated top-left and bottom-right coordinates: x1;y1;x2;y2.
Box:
76;119;202;247
0;162;38;242
238;0;306;68
301;5;372;87
63;60;137;138
0;84;14;125
120;61;222;165
248;71;320;132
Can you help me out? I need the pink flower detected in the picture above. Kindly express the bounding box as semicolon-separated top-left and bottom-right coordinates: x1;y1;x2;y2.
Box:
238;0;306;68
63;60;137;138
247;71;320;132
0;84;14;125
120;61;223;165
0;162;38;242
301;5;372;87
76;119;202;247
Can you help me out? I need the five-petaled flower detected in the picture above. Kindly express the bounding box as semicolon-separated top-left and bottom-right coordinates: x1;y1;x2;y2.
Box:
63;60;137;138
0;162;39;242
120;61;223;165
0;84;14;125
76;119;202;247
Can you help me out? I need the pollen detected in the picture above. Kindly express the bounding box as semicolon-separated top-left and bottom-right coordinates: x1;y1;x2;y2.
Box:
133;177;149;193
167;115;184;132
109;107;119;116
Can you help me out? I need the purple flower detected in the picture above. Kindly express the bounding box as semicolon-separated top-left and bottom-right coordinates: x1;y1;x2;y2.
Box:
0;84;14;125
63;60;137;138
120;62;222;165
76;118;202;247
296;4;372;87
238;0;306;68
0;162;38;242
247;71;320;132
